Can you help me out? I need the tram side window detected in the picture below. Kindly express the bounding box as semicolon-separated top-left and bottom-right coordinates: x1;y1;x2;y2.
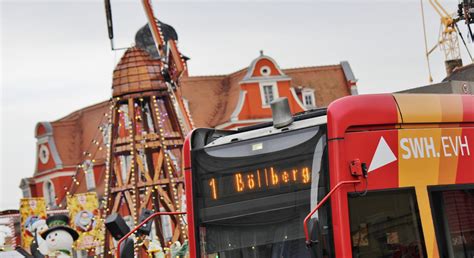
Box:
430;187;474;258
348;189;426;258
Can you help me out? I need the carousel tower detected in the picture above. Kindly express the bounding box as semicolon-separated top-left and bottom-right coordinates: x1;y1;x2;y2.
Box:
102;15;192;255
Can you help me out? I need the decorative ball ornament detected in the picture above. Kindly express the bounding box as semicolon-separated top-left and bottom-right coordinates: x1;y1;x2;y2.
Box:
39;145;50;164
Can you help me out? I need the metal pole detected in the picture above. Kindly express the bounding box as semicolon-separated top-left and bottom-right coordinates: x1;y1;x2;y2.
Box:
303;180;361;246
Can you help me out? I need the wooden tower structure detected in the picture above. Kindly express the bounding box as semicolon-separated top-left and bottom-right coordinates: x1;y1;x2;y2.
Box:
102;1;192;255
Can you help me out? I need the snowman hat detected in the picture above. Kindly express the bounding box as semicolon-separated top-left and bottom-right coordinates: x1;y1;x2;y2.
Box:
40;215;79;240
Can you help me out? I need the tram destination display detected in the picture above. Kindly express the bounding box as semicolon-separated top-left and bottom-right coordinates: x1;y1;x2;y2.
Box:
206;164;311;201
193;126;323;209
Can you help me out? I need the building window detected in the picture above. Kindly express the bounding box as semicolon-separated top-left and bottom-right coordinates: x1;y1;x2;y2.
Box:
302;90;316;108
86;171;96;190
44;180;56;207
263;85;274;104
101;122;112;147
83;160;96;191
304;94;313;106
260;83;278;107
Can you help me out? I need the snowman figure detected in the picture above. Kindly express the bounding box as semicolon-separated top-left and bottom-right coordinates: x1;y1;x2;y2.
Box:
30;219;49;257
40;215;79;258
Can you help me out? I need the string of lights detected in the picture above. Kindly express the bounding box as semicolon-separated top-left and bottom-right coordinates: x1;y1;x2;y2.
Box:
151;95;187;241
57;99;116;210
100;97;117;257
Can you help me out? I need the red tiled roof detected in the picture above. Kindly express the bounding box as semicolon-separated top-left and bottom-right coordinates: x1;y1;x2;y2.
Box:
180;69;246;128
49;101;110;167
42;52;351;168
180;64;350;128
284;65;350;107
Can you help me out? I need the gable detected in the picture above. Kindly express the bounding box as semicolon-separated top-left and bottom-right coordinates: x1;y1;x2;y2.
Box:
181;63;354;128
34;122;63;174
242;55;289;83
251;58;283;77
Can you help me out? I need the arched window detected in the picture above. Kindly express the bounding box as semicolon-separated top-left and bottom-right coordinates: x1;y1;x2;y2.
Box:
43;180;56;207
83;160;96;191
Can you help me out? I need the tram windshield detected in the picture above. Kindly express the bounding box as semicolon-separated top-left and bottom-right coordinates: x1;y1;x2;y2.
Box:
191;125;332;257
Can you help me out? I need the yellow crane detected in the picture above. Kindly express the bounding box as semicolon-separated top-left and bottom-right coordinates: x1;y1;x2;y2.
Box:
421;0;463;82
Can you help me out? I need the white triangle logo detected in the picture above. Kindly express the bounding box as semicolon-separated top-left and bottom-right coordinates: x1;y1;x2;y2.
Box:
368;137;397;172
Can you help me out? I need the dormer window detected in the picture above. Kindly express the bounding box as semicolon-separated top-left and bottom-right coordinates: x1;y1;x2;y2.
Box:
302;89;316;108
259;82;279;107
304;94;313;106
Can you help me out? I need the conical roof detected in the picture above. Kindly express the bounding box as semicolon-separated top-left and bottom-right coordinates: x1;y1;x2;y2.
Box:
112;47;166;97
135;22;178;59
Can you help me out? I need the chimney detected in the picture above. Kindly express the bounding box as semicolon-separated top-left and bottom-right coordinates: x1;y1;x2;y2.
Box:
445;59;463;76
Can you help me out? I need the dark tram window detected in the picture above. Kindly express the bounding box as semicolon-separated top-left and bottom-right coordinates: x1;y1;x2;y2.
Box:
430;186;474;258
193;126;329;257
348;188;426;258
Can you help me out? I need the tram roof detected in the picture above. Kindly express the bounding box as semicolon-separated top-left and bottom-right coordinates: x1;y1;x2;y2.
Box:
203;94;474;147
327;93;474;139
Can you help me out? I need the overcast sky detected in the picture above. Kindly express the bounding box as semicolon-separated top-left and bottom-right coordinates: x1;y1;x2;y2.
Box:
1;0;473;210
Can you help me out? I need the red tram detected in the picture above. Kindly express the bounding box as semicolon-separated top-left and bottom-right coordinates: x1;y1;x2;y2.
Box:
183;94;474;258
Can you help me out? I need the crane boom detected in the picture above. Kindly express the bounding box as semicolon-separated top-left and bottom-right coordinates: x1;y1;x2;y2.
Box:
422;0;462;80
